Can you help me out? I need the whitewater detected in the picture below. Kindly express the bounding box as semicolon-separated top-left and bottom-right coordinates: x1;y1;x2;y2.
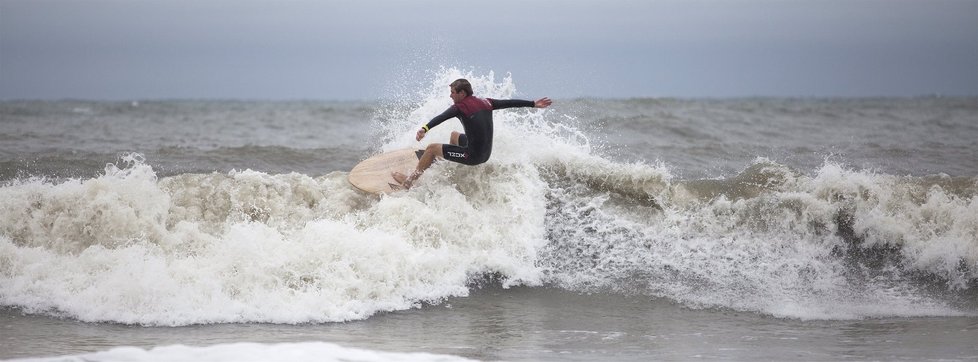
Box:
2;68;977;360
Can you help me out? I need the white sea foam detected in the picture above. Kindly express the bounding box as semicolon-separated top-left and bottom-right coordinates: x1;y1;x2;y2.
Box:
540;156;977;319
0;152;546;325
8;341;476;362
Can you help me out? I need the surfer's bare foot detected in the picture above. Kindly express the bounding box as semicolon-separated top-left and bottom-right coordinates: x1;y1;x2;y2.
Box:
392;171;413;189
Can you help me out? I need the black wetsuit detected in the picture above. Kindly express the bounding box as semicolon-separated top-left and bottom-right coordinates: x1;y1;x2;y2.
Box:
424;96;535;165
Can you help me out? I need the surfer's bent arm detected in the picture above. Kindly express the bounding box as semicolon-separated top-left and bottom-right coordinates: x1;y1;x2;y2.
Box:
421;106;460;133
488;99;535;110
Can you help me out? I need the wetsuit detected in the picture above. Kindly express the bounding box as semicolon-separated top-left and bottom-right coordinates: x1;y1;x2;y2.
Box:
423;96;535;165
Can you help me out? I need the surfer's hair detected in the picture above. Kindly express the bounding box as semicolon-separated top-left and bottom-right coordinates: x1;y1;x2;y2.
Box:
450;79;473;97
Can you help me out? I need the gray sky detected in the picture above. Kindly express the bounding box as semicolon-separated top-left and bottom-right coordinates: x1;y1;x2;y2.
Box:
2;0;977;100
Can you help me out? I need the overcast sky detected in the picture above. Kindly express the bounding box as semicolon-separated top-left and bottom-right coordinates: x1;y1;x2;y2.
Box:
2;0;977;100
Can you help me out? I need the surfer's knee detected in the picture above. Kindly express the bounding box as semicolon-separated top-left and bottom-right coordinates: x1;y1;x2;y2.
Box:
450;131;461;145
425;143;442;155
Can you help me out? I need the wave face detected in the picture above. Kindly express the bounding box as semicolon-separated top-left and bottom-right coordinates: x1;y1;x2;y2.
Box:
1;69;976;325
540;158;977;319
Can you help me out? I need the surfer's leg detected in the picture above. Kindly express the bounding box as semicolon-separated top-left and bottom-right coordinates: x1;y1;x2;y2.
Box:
450;132;468;147
415;143;441;176
392;143;442;188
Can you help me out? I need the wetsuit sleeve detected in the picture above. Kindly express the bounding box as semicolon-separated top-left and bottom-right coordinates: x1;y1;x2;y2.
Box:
424;106;459;130
488;99;535;110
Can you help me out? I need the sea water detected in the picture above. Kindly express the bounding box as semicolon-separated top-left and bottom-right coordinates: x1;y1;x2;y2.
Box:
1;68;976;360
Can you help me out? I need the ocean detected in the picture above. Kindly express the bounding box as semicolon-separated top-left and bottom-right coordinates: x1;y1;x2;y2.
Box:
2;69;977;361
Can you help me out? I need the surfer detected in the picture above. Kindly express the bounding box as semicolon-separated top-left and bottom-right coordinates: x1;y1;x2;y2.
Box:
392;78;552;188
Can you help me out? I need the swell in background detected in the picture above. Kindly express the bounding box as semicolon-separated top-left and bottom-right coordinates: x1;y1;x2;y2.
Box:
1;68;976;325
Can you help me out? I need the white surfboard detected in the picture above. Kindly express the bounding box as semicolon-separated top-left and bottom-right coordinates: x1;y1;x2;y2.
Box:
348;148;422;194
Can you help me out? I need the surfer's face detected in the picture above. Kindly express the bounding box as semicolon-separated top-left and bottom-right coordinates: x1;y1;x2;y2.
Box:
450;87;466;103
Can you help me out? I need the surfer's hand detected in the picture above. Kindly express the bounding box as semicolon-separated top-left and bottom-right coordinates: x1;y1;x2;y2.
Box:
416;129;426;141
535;97;552;108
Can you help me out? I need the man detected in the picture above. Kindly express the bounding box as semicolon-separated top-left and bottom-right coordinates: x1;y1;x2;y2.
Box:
393;78;552;188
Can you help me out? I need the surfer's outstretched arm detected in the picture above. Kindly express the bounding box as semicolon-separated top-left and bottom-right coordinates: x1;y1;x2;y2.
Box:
487;97;552;110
